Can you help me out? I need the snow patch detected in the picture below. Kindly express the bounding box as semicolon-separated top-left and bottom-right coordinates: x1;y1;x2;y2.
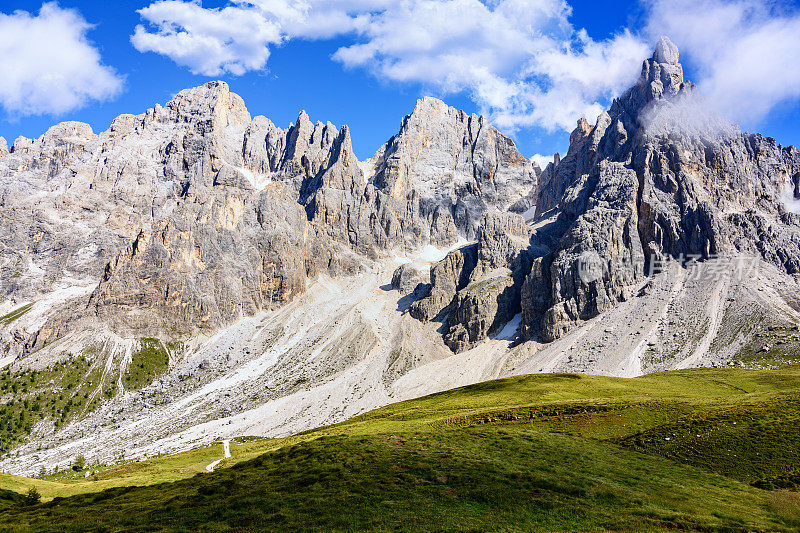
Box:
221;160;271;191
357;160;375;183
493;313;522;341
521;205;537;222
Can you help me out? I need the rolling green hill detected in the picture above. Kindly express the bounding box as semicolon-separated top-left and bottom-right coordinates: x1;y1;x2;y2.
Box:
1;367;799;531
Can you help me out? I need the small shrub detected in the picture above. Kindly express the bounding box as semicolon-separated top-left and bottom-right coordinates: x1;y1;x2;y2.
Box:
23;487;40;506
73;455;86;471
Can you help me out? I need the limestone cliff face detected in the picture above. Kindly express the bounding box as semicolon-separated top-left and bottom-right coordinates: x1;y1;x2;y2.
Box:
409;210;532;351
88;184;315;336
3;38;800;357
0;83;536;351
415;37;800;350
523;36;800;341
369;97;537;239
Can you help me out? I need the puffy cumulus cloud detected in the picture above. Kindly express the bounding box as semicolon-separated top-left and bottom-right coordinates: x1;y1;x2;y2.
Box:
333;0;568;92
0;3;123;117
250;0;395;39
488;29;649;130
122;0;800;139
335;2;650;132
131;1;284;76
131;0;651;132
644;0;800;126
131;0;390;75
334;0;648;132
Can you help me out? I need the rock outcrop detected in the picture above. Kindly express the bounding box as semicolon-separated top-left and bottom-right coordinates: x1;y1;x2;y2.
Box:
413;36;800;350
522;36;800;341
368;97;537;240
391;264;430;296
410;211;531;350
0;83;536;350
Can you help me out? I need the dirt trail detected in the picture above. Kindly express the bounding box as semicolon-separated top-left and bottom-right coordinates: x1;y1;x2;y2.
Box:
205;440;231;473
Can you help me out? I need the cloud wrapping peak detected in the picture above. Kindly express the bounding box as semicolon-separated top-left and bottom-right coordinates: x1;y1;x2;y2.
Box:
645;0;800;126
0;2;123;117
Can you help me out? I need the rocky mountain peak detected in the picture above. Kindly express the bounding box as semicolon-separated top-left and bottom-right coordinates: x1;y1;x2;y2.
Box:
367;95;535;238
569;117;593;146
41;121;96;144
518;35;800;345
408;96;470;122
166;80;251;130
294;109;313;131
653;35;680;65
604;37;691;128
637;37;687;104
0;137;7;158
335;124;356;159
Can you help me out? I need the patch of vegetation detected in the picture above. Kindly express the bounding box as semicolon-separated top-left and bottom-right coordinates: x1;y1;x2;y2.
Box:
0;303;33;326
71;455;86;472
752;469;800;491
0;486;25;513
0;354;115;454
735;324;800;368
22;487;40;506
614;394;800;483
122;339;171;390
2;367;800;530
464;275;509;293
3;427;799;532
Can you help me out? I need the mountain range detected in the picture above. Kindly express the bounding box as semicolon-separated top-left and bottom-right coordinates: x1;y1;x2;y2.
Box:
1;37;799;476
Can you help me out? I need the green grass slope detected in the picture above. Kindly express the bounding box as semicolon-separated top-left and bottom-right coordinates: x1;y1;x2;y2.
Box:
1;367;799;531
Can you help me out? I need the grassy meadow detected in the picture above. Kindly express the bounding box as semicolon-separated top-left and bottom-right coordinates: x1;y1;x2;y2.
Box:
0;367;798;531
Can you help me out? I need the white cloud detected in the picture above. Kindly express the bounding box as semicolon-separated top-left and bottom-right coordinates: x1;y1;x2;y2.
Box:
530;153;554;169
131;0;651;132
332;1;649;132
488;29;649;130
0;3;123;117
780;183;800;215
644;0;800;126
641;91;740;141
132;1;283;76
131;0;391;75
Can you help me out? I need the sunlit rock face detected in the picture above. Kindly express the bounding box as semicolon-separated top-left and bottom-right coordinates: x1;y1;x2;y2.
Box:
412;37;800;348
2;37;798;357
3;37;800;477
0;81;536;349
519;36;800;341
368;96;538;239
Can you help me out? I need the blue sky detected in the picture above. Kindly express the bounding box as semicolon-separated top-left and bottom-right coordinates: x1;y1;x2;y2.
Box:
1;0;799;162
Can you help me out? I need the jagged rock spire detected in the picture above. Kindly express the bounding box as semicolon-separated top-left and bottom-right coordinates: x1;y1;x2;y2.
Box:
604;36;691;125
653;35;680;65
639;36;687;102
